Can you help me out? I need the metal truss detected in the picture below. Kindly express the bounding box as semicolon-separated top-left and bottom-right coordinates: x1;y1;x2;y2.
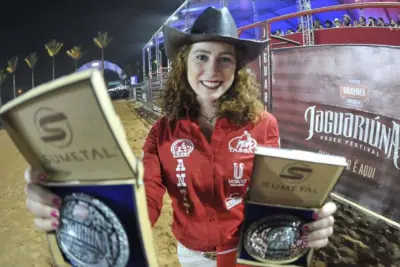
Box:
296;0;315;45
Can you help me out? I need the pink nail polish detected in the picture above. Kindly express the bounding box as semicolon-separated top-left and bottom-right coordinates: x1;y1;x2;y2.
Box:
39;173;47;181
303;225;309;232
53;198;62;207
50;210;59;218
52;221;59;229
313;213;318;220
302;241;308;248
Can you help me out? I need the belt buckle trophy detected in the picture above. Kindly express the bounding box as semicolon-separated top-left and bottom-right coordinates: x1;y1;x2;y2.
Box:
237;146;347;266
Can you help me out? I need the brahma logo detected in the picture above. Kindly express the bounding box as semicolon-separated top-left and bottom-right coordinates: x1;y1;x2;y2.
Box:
170;139;194;158
339;77;368;107
228;131;257;153
225;193;243;210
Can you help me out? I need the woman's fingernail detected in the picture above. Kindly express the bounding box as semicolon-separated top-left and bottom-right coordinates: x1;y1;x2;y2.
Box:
50;210;59;219
301;234;308;240
53;198;62;207
302;241;308;248
52;221;59;229
303;225;309;232
313;213;318;220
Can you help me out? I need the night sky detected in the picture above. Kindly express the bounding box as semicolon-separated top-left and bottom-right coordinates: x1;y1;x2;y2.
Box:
0;0;183;102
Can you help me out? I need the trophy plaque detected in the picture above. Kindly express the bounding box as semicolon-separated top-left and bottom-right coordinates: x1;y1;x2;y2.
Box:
0;69;158;267
237;146;347;266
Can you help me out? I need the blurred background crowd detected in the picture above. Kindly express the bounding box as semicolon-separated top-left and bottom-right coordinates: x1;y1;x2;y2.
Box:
275;12;400;36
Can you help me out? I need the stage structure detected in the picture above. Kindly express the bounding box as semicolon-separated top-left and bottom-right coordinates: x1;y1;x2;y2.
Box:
139;0;400;228
77;60;127;80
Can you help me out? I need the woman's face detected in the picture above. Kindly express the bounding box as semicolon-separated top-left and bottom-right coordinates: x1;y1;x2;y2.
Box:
187;41;237;102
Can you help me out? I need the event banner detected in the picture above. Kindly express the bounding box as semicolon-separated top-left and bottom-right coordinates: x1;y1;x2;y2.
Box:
260;23;270;110
270;45;400;223
245;23;270;111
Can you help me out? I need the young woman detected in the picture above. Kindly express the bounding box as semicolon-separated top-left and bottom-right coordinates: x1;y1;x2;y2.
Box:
342;14;352;27
24;7;337;267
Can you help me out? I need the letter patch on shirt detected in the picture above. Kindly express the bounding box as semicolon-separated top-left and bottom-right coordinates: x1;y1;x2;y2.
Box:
175;158;191;214
228;131;257;154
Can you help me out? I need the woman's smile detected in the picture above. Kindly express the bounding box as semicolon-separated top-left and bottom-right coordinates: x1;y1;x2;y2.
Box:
201;81;223;90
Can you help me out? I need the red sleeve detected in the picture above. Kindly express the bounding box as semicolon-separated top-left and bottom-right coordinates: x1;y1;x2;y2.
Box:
265;114;281;148
142;120;166;227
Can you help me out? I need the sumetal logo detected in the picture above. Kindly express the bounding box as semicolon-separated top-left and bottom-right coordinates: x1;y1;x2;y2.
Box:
279;163;312;183
34;107;73;148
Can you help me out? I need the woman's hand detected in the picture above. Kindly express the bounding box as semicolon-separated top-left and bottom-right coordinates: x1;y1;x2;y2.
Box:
24;166;62;231
302;202;337;249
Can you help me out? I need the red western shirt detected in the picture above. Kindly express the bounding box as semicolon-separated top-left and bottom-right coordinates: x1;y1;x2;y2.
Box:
142;111;280;252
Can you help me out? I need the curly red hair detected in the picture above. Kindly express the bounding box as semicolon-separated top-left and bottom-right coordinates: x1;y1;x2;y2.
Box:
161;44;265;126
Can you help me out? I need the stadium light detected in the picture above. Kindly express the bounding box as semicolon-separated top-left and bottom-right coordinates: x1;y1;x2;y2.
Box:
170;15;179;22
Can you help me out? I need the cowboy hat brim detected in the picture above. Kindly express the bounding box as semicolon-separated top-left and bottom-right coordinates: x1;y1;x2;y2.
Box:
163;25;269;64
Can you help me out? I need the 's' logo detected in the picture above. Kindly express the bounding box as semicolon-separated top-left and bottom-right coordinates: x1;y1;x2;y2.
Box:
34;107;73;148
228;131;257;154
279;163;312;183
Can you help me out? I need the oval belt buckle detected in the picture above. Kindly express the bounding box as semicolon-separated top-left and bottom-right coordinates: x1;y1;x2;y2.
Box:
244;214;309;265
56;193;130;267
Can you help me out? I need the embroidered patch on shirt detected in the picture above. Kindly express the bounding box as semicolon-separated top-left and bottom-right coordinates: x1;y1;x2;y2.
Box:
228;131;257;154
171;139;194;158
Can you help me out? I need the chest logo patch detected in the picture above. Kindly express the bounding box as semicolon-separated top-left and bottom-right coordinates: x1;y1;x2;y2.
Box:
228;131;257;154
225;193;243;210
171;139;194;158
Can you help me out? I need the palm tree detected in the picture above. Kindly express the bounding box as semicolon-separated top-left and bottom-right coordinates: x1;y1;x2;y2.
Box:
45;39;63;80
0;70;6;106
66;46;85;71
6;56;18;98
24;52;39;88
93;32;113;75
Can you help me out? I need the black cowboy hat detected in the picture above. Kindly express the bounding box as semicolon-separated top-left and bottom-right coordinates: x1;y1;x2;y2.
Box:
163;6;269;63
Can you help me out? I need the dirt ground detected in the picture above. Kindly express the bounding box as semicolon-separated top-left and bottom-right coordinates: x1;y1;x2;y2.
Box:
0;100;398;267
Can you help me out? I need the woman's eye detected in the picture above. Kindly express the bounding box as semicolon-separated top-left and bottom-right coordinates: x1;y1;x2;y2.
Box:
220;57;232;63
196;55;208;61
